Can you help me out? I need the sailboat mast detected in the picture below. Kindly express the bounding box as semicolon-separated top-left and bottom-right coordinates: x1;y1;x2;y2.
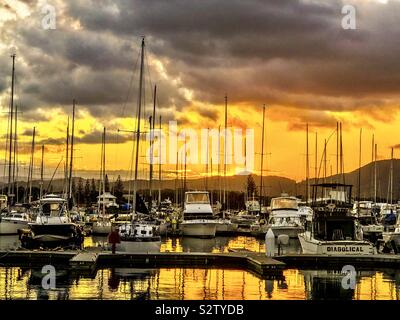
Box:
390;147;394;205
68;99;76;204
260;104;266;207
374;143;377;203
218;125;221;205
40;145;44;198
205;128;209;191
103;128;106;217
357;128;362;213
315;131;318;184
28;127;36;203
306;123;309;204
97;129;104;214
158;115;162;208
175;151;178;206
133;37;145;216
223;95;228;209
64;117;69;198
149;85;157;205
12;103;18;203
7;54;16;209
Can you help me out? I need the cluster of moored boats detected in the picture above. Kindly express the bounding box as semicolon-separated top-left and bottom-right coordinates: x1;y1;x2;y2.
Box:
0;182;399;255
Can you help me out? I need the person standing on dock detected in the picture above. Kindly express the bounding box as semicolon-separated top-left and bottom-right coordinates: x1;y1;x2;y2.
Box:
108;226;121;254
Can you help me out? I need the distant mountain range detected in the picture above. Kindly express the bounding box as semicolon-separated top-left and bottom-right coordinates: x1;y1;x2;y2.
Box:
1;159;398;202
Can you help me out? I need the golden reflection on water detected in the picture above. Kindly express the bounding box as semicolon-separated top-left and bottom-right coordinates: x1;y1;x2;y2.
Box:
0;267;399;300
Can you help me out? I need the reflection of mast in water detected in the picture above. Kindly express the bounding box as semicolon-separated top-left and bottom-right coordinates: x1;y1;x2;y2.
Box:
181;268;185;299
98;269;104;299
265;279;274;299
203;269;207;299
241;272;245;300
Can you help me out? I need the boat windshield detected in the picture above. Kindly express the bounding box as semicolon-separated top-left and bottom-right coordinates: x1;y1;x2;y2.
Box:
271;198;298;210
42;202;65;217
186;193;210;204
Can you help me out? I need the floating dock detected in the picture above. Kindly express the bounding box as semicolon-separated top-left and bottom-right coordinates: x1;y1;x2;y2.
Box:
1;249;399;278
0;250;284;279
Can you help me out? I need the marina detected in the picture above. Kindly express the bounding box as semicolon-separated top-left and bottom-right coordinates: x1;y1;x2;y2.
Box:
1;0;400;305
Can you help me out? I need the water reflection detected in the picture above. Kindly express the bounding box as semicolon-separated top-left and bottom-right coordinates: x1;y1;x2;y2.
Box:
2;234;302;254
0;267;399;300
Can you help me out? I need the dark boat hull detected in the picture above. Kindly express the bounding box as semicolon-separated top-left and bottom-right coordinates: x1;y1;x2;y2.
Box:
20;223;84;248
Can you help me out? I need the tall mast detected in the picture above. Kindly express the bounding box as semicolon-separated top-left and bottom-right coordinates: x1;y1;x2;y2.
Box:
68;99;76;205
374;143;377;203
149;116;153;202
7;54;16;209
103;128;106;217
133;37;145;216
97;128;104;214
158;115;162;208
323;139;327;183
14;104;19;203
315;132;318;183
28;127;36;203
40;145;44;198
260;105;266;207
371;134;375;200
336;122;339;178
305;123;309;204
357;128;362;213
223;94;228;208
218;125;221;205
149;85;157;206
205;128;209;191
340;123;345;184
175;151;178;206
64;117;69;198
390;147;394;205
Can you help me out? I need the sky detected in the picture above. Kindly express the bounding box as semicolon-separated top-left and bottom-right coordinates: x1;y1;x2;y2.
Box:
0;0;400;183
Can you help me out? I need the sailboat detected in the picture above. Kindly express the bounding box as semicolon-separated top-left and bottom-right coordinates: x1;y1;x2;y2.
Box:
92;127;113;235
0;54;31;234
118;38;161;252
19;101;84;248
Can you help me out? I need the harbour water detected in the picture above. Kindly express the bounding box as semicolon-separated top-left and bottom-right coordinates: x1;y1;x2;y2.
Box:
0;235;399;300
0;267;399;300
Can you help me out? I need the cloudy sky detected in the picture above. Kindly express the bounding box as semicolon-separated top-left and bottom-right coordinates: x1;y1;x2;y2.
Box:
1;0;400;182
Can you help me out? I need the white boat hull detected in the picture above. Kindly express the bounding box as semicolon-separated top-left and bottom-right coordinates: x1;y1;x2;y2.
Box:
118;240;161;253
298;233;375;255
92;223;112;235
268;226;304;238
180;220;217;238
216;220;238;233
0;221;28;235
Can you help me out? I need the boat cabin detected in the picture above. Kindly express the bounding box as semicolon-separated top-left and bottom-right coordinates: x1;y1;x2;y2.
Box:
308;183;359;241
270;197;299;211
183;191;214;219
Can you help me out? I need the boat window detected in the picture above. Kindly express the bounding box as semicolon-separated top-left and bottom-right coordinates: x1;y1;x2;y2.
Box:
271;198;298;210
186;193;210;204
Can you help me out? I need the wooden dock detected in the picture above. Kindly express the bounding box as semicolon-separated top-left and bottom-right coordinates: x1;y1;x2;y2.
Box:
1;249;400;278
276;254;400;269
0;250;284;279
69;252;99;271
